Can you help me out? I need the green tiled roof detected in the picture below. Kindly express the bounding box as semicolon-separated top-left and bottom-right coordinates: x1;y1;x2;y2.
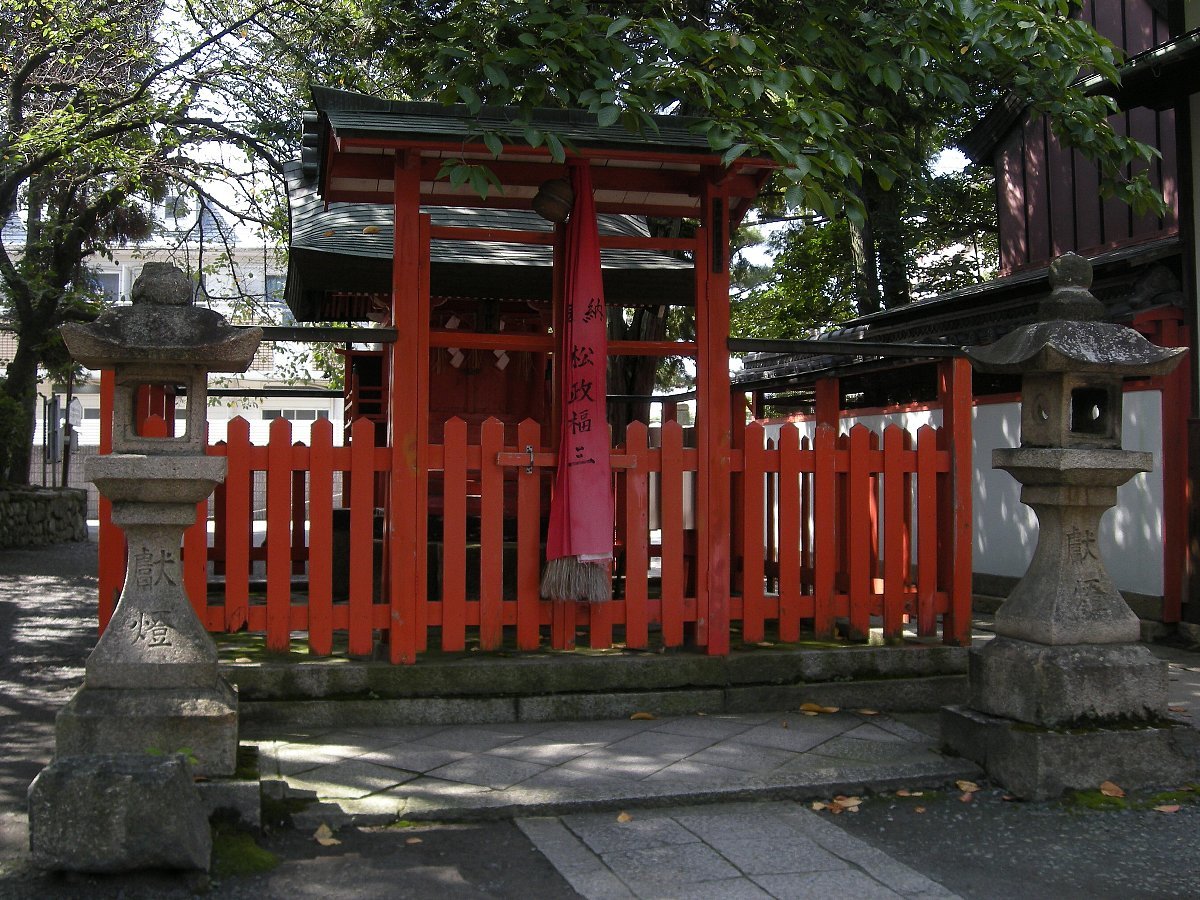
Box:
285;161;693;321
312;86;712;153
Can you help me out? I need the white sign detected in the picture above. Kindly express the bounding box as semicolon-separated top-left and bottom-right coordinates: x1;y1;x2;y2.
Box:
67;397;83;428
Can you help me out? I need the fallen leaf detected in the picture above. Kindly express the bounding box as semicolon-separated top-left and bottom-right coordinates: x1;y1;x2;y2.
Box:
811;801;827;811
819;706;840;714
956;780;981;793
914;806;926;814
234;657;252;663
958;792;973;803
856;708;880;716
322;229;335;237
405;837;423;844
800;702;825;713
833;796;863;810
1099;781;1125;798
630;711;656;720
616;811;633;823
828;804;843;815
1153;805;1181;814
896;789;913;797
1001;795;1017;802
1168;706;1190;716
756;641;775;647
800;710;820;717
781;721;789;729
313;823;341;847
362;225;380;234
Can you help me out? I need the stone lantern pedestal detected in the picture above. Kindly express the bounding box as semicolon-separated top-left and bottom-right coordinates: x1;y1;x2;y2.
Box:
942;254;1199;799
27;264;261;872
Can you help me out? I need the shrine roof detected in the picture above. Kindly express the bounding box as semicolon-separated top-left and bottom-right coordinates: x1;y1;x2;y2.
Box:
305;86;774;220
311;86;712;154
284;161;694;321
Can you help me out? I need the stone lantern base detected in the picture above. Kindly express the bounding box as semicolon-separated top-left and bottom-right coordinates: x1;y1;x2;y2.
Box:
943;637;1198;800
942;702;1199;801
55;678;239;777
966;637;1167;726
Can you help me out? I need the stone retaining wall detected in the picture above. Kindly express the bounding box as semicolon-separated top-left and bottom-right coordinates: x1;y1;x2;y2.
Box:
0;487;87;548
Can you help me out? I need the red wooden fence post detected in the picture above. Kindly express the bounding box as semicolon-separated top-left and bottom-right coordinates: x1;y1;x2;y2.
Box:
623;422;651;650
97;369;122;632
308;418;335;656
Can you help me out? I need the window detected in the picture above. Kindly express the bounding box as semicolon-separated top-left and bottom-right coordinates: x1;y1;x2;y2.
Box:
89;271;121;304
265;275;294;325
261;408;329;421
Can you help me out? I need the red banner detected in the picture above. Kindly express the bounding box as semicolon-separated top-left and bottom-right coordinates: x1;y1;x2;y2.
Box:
542;163;613;600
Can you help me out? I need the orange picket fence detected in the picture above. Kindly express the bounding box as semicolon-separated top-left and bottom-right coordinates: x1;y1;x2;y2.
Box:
97;392;972;660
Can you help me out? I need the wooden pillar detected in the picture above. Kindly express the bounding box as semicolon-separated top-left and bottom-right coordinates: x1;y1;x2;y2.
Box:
695;179;732;655
938;357;973;645
814;377;839;428
387;152;431;664
98;369;122;632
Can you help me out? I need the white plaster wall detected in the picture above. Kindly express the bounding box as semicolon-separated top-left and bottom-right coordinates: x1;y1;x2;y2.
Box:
761;389;1166;597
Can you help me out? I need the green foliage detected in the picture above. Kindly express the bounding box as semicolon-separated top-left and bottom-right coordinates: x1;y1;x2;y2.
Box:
734;219;858;338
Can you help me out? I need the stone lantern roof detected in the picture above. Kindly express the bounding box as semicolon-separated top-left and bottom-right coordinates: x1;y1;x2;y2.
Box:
60;262;260;372
965;253;1184;377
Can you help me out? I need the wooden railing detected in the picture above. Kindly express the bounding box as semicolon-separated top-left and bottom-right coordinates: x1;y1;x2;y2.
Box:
98;407;972;659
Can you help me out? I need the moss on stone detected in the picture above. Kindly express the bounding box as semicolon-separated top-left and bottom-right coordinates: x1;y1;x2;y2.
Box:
211;825;279;878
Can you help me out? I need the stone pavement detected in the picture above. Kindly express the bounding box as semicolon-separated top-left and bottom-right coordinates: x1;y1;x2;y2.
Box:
250;713;972;898
249;711;976;827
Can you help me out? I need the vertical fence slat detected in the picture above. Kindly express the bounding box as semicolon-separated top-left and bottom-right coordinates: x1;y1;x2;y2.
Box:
348;417;375;655
800;435;812;594
623;422;650;649
184;498;208;622
224;418;251;631
882;426;906;639
847;425;871;640
740;422;767;644
441;418;468;652
778;425;802;642
812;424;836;639
308;419;335;656
97;370;120;630
516;419;542;651
660;421;685;647
916;424;938;637
479;418;505;650
266;417;293;652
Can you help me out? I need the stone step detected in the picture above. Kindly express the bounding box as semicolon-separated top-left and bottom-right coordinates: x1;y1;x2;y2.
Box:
224;645;969;729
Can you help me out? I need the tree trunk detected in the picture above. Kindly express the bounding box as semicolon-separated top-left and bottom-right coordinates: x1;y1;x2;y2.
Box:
4;332;42;485
848;212;881;316
871;183;911;308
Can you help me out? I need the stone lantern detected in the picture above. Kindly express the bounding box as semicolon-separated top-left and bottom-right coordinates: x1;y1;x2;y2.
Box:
942;253;1197;798
27;264;260;873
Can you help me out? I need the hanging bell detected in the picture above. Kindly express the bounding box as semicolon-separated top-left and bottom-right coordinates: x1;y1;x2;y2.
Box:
532;178;575;223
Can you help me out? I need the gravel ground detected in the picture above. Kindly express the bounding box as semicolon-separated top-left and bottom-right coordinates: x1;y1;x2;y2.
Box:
831;782;1200;899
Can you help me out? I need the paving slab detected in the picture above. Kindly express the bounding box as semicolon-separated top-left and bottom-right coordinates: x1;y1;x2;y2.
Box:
519;802;960;900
